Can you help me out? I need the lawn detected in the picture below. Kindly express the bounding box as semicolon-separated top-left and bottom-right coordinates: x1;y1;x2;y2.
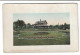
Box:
13;29;70;45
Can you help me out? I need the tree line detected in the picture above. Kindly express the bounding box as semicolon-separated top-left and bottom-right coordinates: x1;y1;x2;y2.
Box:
13;20;70;30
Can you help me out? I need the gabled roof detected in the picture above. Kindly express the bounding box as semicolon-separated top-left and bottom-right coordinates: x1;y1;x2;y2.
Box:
35;19;47;24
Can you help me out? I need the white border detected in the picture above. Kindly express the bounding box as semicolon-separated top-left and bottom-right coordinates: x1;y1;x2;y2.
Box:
3;3;78;52
0;1;78;55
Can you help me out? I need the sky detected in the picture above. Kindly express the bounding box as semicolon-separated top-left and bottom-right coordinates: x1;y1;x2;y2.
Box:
13;13;70;25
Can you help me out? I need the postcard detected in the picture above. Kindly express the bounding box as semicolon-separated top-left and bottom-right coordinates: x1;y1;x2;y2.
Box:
3;4;78;52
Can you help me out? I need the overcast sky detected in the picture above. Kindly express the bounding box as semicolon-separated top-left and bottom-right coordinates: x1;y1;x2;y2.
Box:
13;13;70;25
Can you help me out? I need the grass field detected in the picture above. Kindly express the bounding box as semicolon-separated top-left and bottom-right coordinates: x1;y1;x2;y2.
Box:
13;29;70;45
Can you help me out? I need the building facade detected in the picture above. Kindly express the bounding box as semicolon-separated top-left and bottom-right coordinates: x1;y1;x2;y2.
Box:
33;19;49;28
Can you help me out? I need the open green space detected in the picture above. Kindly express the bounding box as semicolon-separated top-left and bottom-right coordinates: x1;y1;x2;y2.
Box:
13;29;70;45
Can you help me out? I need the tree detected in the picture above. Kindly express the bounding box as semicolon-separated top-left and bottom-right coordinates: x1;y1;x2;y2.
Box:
13;19;26;30
26;23;31;28
49;25;53;29
54;25;59;29
59;24;64;29
63;23;70;30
